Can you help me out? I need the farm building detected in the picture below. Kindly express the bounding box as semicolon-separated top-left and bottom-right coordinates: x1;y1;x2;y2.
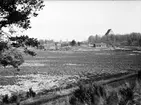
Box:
89;42;107;48
95;42;107;48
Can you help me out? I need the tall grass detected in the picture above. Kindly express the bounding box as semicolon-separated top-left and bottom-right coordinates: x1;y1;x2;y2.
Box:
70;77;141;105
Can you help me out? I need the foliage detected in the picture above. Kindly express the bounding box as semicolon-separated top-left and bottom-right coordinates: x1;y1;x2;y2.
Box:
70;80;141;105
0;0;44;70
88;35;95;44
77;42;81;46
26;88;36;98
70;83;107;105
0;0;44;29
0;35;39;70
0;41;8;51
88;32;141;46
2;93;20;104
112;33;141;46
24;48;37;56
70;40;76;46
88;35;101;44
9;35;40;47
0;48;24;70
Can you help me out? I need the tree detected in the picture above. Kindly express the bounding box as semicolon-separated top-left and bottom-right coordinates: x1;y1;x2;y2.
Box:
70;40;76;46
25;37;40;47
0;0;44;29
10;35;40;48
0;41;8;51
0;48;24;71
77;42;81;46
139;39;141;46
0;0;44;70
88;35;95;44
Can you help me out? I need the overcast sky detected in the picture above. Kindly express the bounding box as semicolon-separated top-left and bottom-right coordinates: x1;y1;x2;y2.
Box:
25;1;141;41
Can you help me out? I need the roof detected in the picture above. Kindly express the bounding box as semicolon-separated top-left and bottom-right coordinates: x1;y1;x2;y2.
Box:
105;29;114;36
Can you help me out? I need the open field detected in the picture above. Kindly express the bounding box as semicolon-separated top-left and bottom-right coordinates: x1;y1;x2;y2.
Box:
0;47;141;104
1;48;141;76
0;48;141;87
21;49;141;74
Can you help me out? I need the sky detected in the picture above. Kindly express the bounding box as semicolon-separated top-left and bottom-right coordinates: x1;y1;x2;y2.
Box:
24;1;141;41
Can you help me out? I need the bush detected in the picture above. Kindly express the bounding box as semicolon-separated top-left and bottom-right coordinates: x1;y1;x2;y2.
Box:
0;48;24;70
70;40;76;46
70;83;107;105
0;41;8;51
70;80;141;105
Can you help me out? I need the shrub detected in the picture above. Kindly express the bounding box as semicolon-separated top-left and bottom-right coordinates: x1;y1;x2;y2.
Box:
70;80;141;105
70;83;107;105
0;48;24;71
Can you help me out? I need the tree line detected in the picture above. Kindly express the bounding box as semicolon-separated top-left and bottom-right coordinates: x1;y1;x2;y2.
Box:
88;32;141;46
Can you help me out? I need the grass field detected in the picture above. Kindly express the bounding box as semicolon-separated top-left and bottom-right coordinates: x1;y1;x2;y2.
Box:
0;48;141;104
0;48;141;87
0;48;140;89
1;48;141;76
23;49;141;75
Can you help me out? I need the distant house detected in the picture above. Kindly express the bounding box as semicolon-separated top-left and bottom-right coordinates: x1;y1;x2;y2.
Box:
55;42;62;50
61;42;69;47
43;42;55;50
89;42;107;48
95;42;107;48
88;43;95;47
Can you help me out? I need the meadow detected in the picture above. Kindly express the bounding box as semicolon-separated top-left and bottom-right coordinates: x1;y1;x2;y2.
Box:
0;48;141;104
1;48;141;76
23;49;141;75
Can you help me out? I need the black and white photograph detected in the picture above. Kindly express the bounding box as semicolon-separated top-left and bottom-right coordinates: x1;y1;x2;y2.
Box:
0;0;141;105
